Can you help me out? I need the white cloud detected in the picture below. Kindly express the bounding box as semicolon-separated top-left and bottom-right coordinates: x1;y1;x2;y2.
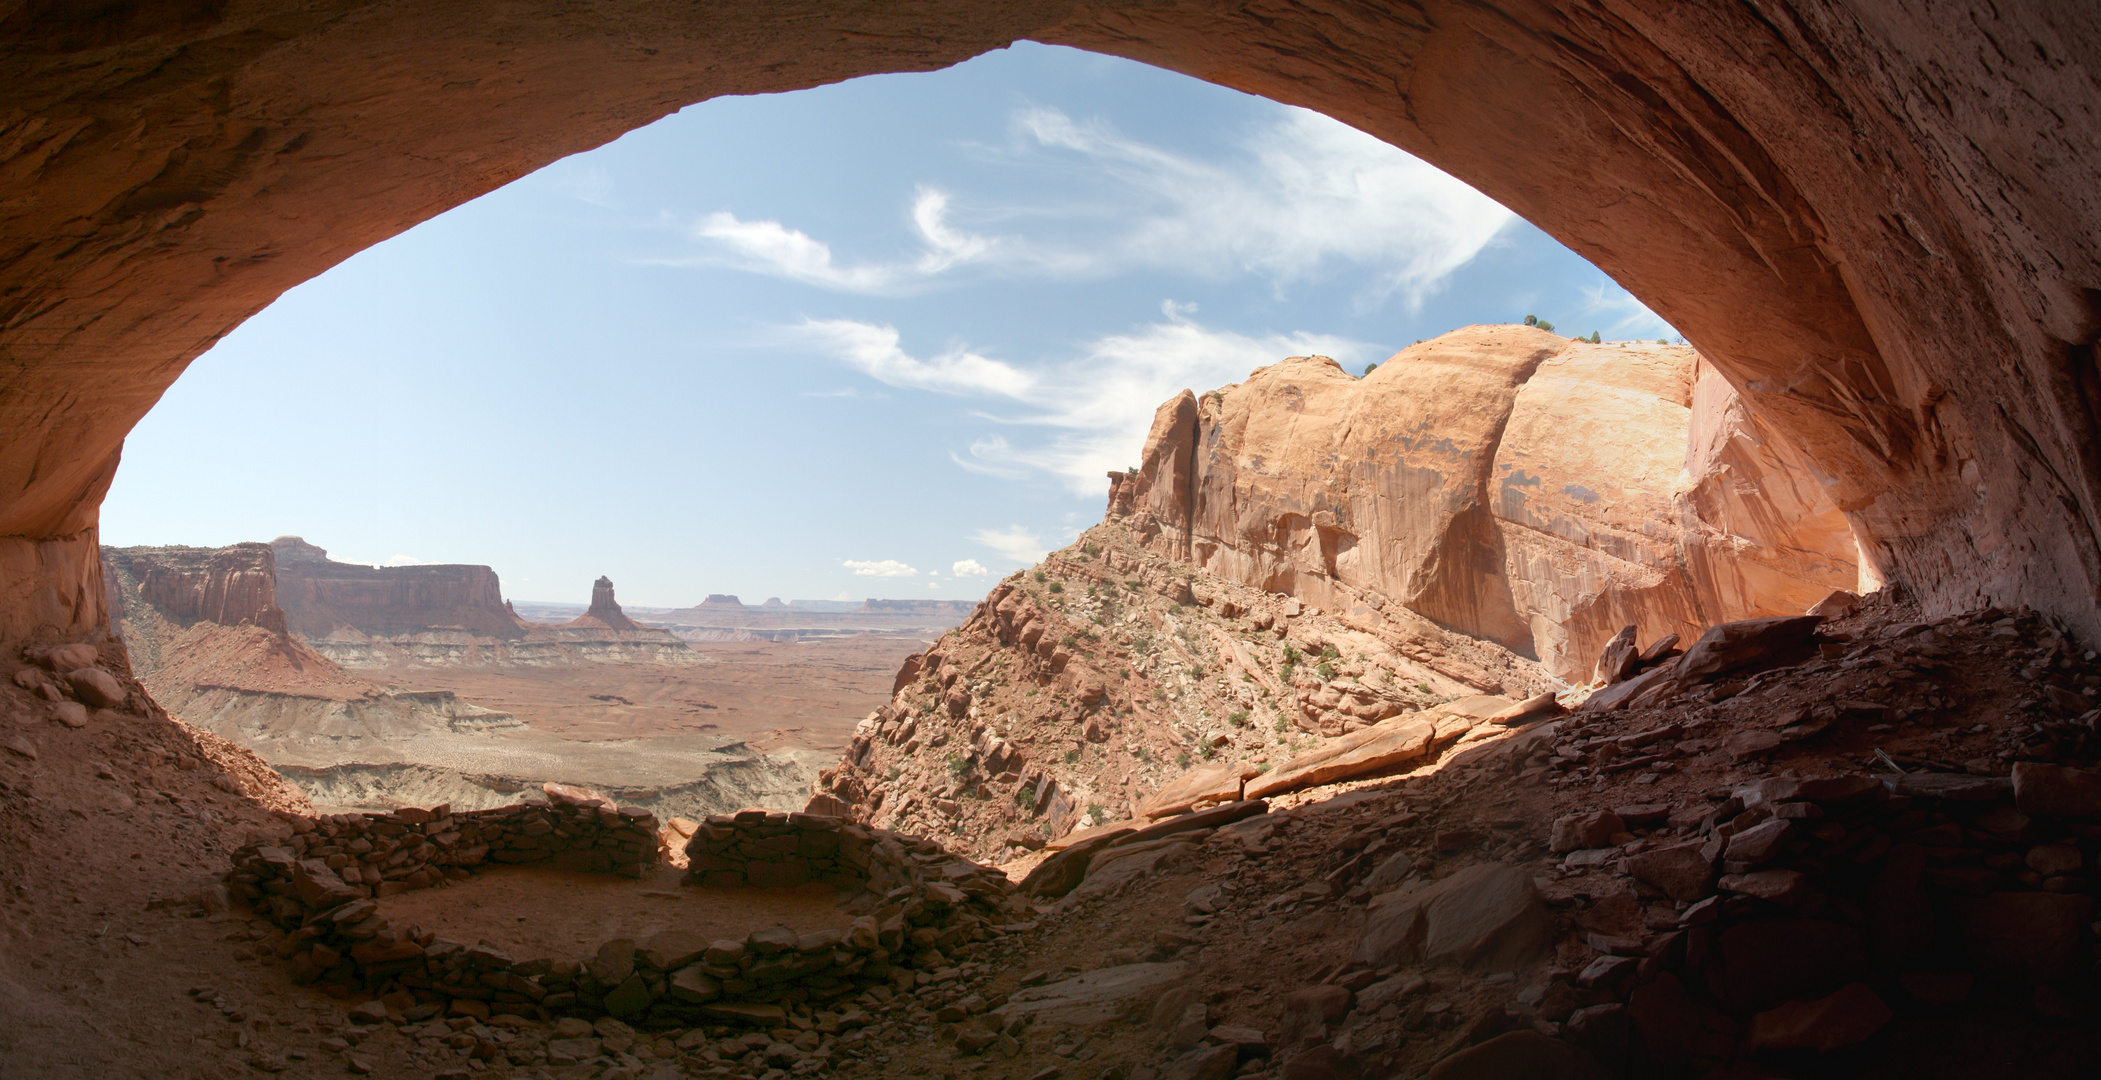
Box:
801;309;1366;495
951;559;989;577
678;104;1511;307
382;555;425;567
1006;106;1513;307
971;526;1051;564
684;186;995;295
843;559;917;577
927;581;942;589
788;320;1034;398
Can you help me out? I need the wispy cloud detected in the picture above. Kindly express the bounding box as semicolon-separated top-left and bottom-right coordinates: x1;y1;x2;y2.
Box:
685;187;995;295
970;526;1052;564
788;320;1034;398
799;304;1366;494
843;559;917;577
676;105;1511;307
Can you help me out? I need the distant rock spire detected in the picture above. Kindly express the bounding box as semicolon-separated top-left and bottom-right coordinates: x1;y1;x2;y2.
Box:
582;576;642;630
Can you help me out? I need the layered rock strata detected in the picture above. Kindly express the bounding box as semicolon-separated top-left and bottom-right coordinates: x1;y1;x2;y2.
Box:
1107;329;1863;681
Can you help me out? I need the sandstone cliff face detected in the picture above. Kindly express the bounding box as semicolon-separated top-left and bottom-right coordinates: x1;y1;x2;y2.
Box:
270;536;523;640
1110;329;1863;680
3;2;2096;657
102;543;282;631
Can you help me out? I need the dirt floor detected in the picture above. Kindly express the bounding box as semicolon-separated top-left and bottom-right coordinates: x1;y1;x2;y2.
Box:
376;866;852;962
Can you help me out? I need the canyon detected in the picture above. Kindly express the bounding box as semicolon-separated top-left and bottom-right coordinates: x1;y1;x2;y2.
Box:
3;6;2100;1080
102;538;934;823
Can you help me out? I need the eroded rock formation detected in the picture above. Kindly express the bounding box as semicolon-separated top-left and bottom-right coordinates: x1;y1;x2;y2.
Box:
1110;329;1863;679
3;2;2098;656
270;537;522;640
573;576;643;632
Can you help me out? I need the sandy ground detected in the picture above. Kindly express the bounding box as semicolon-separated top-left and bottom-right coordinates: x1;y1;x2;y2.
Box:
367;635;928;752
376;866;853;962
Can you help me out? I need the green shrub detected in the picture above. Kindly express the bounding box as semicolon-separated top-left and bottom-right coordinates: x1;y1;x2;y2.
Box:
1083;543;1099;557
1033;571;1046;583
1282;644;1301;665
1228;709;1250;727
946;753;969;776
1363;363;1378;377
1656;338;1669;345
1316;661;1336;681
1064;748;1081;764
1087;803;1106;822
1319;643;1339;659
1254;762;1272;775
1537;319;1556;332
1127;466;1138;476
1176;751;1192;769
1199;742;1218;759
1588;331;1601;344
1048;581;1063;593
1524;314;1538;326
1013;787;1034;811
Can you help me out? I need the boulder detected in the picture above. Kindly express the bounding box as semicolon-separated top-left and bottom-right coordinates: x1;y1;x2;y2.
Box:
1624;842;1714;902
1551;810;1624;854
1353;862;1549;969
64;667;124;708
1674;616;1823;683
2011;762;2101;818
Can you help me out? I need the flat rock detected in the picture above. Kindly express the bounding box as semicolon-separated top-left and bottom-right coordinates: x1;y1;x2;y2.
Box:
1624;842;1713;902
2011;762;2101;818
1719;869;1809;905
992;962;1190;1027
1723;819;1792;864
1248;715;1439;801
1743;982;1892;1053
1140;764;1244;819
1875;771;2009;801
1675;616;1822;683
1551;810;1623;853
1423;1031;1606;1080
1723;730;1783;761
1353;862;1549;969
1065;840;1197;902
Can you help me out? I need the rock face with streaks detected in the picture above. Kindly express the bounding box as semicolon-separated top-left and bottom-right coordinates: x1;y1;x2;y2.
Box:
3;3;2099;656
1108;329;1863;679
269;537;522;640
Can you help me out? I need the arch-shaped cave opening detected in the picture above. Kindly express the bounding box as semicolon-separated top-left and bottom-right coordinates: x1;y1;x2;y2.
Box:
4;6;2100;1077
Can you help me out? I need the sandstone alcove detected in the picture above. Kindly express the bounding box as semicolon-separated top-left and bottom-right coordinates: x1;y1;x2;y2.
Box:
4;2;2098;652
5;8;2101;1076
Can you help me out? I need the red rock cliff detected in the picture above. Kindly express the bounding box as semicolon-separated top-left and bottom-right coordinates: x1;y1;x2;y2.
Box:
268;537;523;640
1109;327;1864;679
102;543;281;629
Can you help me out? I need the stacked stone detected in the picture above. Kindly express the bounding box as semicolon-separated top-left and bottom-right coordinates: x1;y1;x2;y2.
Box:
227;782;660;913
221;791;1026;1031
1536;765;2101;1070
686;810;907;892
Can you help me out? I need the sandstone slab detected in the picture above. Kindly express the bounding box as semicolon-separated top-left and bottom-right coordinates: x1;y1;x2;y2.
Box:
992;962;1190;1027
2011;762;2101;818
1353;862;1548;969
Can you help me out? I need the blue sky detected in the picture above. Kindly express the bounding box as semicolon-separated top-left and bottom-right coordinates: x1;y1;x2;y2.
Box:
102;44;1672;608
